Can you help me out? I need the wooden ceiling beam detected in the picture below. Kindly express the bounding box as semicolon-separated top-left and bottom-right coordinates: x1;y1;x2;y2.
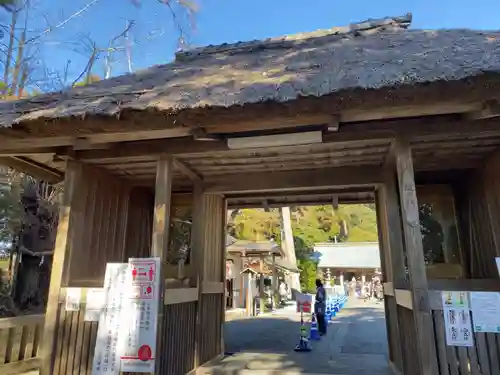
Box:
203;166;383;194
173;158;202;182
0;156;64;183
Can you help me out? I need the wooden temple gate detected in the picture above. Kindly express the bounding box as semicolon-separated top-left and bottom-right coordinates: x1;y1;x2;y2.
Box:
1;13;500;375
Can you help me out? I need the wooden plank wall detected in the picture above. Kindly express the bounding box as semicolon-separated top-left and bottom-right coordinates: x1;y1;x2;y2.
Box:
432;309;500;375
160;301;197;375
52;303;98;375
64;164;132;287
124;187;154;259
455;150;500;279
48;165;154;375
455;176;497;279
397;305;420;375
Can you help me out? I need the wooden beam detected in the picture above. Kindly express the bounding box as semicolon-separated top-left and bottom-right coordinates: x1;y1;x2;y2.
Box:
164;287;199;305
203;166;383;194
0;156;64;183
393;138;438;375
0;128;191;151
395;289;413;310
328;115;500;143
201;281;224;294
383;282;394;296
464;100;500;120
227;197;375;209
151;154;173;375
75;116;500;161
174;158;202;182
0;357;42;374
70;138;229;161
0;114;496;161
39;161;80;375
2;104;500;157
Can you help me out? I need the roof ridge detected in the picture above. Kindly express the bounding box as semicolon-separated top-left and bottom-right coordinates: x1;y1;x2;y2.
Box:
175;13;412;63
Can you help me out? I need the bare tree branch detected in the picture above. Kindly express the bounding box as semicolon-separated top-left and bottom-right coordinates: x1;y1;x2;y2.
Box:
26;0;100;44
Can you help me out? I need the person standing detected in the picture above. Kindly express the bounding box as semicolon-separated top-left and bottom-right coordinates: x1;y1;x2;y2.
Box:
315;279;327;335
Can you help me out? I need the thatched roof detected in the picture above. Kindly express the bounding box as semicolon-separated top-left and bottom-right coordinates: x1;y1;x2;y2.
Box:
1;13;500;126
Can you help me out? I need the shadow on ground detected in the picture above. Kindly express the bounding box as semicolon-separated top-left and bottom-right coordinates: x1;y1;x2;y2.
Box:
211;305;391;374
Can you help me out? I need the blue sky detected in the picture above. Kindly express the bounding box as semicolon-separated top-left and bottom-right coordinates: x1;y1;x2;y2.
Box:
12;0;500;86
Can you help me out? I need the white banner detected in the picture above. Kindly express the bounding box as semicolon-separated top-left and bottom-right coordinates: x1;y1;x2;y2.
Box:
91;263;128;375
119;258;161;373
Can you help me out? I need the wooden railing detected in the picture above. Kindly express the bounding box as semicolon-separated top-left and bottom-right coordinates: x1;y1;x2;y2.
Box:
0;314;44;375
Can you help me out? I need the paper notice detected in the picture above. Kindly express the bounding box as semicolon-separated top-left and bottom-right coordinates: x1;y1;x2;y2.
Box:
84;288;105;322
65;288;82;311
470;292;500;333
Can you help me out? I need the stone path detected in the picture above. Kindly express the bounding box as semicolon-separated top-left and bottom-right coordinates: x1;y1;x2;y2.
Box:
204;299;392;375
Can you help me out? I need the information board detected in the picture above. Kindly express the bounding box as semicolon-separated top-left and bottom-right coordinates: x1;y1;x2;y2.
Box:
91;263;128;375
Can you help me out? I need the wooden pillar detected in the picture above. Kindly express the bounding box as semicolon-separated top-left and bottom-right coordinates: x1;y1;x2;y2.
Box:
220;197;228;355
271;254;277;309
39;161;80;375
194;192;226;366
245;273;253;316
259;256;265;314
375;166;406;370
191;182;204;368
393;138;438;375
151;154;173;375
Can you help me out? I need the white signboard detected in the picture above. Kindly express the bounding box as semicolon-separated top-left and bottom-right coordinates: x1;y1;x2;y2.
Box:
65;288;82;311
496;257;500;277
92;263;128;375
295;292;313;313
119;258;161;373
470;292;500;333
84;288;105;322
442;291;474;347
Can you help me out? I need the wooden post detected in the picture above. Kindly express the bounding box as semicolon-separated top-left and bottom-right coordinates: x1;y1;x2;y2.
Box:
379;164;407;286
151;154;173;375
191;183;204;368
246;274;253;316
220;197;228;355
39;161;80;375
375;170;406;369
259;256;264;314
272;254;277;309
393;138;439;375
